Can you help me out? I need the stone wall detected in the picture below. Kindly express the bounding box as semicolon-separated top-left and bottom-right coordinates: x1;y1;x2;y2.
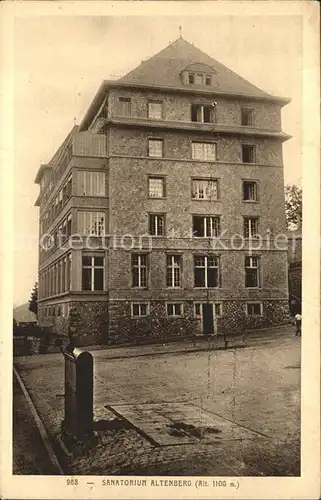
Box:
108;300;200;344
68;300;109;346
107;89;282;131
38;296;290;347
108;156;286;237
109;127;283;166
218;299;290;335
288;265;302;305
108;298;290;344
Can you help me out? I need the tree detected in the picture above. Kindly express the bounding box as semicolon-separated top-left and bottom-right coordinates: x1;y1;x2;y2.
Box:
28;282;38;316
285;184;302;230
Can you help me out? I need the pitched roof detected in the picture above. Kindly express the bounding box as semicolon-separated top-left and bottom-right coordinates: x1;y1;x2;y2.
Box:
119;37;269;98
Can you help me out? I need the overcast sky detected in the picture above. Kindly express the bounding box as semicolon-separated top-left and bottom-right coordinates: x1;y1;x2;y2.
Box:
13;13;302;307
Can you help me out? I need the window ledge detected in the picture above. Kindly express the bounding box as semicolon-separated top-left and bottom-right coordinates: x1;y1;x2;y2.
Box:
193;287;220;289
193;236;221;239
191;198;221;202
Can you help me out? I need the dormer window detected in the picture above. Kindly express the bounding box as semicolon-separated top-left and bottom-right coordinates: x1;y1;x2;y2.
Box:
182;63;217;87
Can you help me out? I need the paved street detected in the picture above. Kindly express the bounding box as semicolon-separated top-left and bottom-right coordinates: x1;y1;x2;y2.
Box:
14;331;300;476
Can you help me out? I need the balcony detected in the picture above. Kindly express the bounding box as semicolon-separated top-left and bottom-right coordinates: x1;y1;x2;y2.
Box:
35;131;108;208
72;131;107;158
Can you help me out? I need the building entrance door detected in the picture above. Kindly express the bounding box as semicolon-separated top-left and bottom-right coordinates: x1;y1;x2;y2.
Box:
202;303;214;334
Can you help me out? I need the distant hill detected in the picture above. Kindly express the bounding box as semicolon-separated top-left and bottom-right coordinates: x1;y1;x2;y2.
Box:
13;303;37;324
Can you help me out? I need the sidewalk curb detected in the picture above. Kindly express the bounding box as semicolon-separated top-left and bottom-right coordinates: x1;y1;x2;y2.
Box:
81;325;293;353
93;332;294;361
13;365;64;475
94;342;246;361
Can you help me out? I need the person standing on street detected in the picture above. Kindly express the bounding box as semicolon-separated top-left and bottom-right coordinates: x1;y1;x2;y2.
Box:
294;313;302;336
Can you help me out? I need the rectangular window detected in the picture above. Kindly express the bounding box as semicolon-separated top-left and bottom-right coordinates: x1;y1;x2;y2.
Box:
244;217;259;238
57;261;61;294
78;171;105;196
245;256;260;288
78;211;105;236
61;258;66;293
188;73;195;84
82;255;104;291
192;142;216;161
66;214;72;238
215;303;222;316
131;303;149;317
66;174;72;199
132;254;148;288
193;216;220;237
205;75;212;86
191;104;214;123
148;214;165;236
53;264;57;295
148;177;165;198
194;255;219;288
194;303;202;317
66;254;71;291
166;255;181;287
119;97;131;116
242;145;256;163
195;73;204;85
246;303;263;316
61;220;67;242
241;108;254;126
148;102;162;119
243;181;258;201
58;190;63;211
167;303;183;317
148;139;163;158
54;196;59;217
192;179;218;200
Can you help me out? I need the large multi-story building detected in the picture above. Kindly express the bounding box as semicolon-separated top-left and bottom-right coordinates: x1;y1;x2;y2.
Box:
35;37;291;345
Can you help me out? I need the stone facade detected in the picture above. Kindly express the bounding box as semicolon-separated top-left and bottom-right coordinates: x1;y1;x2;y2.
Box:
108;300;199;344
35;38;291;346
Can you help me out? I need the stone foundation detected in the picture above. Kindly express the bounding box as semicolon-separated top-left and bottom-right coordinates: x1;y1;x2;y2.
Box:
38;298;290;346
68;301;109;346
108;300;199;344
218;300;290;335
